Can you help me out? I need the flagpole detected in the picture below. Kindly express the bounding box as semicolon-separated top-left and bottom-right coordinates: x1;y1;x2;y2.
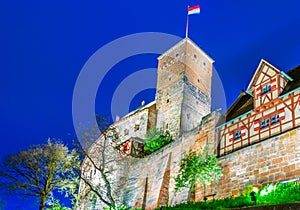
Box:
185;6;189;38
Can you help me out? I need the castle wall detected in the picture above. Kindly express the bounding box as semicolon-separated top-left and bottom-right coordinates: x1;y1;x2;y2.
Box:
216;127;300;199
118;111;222;209
121;132;195;209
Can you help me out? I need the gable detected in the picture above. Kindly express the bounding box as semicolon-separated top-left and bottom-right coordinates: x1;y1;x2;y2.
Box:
223;62;299;123
247;59;281;91
246;60;291;109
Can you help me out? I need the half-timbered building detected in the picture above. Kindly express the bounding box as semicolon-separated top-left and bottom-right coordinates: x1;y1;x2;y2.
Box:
217;60;300;156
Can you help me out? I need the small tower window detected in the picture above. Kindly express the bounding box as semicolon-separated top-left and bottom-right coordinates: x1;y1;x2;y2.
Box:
194;54;197;59
134;124;140;131
134;120;140;131
167;99;170;103
124;129;129;135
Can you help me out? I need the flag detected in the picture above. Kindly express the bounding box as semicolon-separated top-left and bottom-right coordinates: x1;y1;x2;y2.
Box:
188;5;200;15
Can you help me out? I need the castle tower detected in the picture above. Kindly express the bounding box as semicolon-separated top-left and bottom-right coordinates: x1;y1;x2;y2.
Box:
156;38;214;136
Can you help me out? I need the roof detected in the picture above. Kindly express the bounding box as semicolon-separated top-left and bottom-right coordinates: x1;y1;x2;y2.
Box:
224;64;300;123
281;65;300;95
246;59;281;91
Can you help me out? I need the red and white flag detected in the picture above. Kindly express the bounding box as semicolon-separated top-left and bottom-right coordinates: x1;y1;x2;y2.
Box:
188;5;200;15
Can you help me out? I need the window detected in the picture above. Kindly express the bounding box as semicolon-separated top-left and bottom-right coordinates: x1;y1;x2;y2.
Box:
265;118;269;127
262;87;267;94
261;113;281;129
262;83;272;95
134;124;140;131
187;113;190;119
234;130;241;140
124;129;129;135
271;114;280;124
260;119;269;128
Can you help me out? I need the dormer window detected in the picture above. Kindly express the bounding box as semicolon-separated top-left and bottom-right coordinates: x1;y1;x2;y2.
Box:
262;84;272;95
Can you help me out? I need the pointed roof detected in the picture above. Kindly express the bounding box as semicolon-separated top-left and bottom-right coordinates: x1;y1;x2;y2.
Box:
157;37;214;63
246;59;294;92
246;59;281;91
223;64;300;123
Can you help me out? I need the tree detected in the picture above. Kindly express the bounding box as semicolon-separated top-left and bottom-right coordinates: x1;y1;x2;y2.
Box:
174;145;222;199
0;139;80;210
75;116;123;209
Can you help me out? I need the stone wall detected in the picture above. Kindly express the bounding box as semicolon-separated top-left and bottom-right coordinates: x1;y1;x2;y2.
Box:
216;127;300;199
121;132;195;209
118;111;222;209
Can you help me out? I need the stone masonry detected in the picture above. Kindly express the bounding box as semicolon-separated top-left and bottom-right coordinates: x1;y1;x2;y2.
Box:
78;37;300;210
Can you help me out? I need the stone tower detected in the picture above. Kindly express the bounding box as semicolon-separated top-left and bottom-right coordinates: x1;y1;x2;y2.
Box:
156;38;214;136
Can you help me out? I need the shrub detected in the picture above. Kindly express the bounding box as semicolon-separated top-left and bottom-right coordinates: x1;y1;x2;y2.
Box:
155;181;300;209
144;129;173;153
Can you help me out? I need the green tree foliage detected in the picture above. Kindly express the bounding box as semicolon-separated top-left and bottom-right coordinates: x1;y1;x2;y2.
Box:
144;128;173;153
0;139;80;210
174;146;222;193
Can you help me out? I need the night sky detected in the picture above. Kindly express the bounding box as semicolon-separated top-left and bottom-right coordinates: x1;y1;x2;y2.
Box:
1;1;300;209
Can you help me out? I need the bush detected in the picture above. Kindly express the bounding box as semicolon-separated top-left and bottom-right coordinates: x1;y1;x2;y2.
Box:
156;181;300;209
257;182;300;205
144;129;173;153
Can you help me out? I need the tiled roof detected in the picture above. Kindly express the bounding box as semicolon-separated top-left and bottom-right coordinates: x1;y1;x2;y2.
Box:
224;65;300;122
281;65;300;95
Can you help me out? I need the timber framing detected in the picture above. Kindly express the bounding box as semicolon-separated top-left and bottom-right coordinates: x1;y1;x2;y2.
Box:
217;62;300;156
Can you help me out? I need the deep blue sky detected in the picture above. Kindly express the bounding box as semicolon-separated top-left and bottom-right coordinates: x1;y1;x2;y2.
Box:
1;0;300;209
